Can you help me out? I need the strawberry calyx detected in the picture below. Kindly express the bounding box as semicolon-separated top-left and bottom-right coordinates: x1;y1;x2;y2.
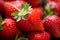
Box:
12;3;32;22
15;35;28;40
44;4;57;17
0;15;3;30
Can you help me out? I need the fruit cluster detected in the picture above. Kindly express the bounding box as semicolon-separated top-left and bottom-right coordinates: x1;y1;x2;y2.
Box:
0;0;60;40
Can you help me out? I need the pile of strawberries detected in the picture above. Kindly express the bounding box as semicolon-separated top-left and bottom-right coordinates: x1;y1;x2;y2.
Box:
0;0;60;40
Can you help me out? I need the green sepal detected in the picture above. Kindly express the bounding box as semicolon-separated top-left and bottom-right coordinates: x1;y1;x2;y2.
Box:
22;15;28;20
0;15;3;30
15;35;28;40
18;38;28;40
12;3;31;22
0;26;3;30
44;5;56;18
22;3;30;10
15;35;19;40
11;12;18;17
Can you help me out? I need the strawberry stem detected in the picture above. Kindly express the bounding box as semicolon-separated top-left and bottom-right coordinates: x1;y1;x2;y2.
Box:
15;35;28;40
0;15;3;30
44;5;55;17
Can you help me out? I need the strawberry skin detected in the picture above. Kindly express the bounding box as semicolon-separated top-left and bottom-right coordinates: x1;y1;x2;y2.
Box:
4;1;26;18
32;7;44;19
43;15;60;38
17;8;44;31
1;18;21;40
28;32;50;40
26;0;42;7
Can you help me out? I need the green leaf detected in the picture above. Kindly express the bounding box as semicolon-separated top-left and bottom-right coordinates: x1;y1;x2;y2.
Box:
16;17;21;22
15;35;19;40
12;3;31;22
0;26;3;30
0;15;3;30
22;3;30;10
0;16;2;24
18;38;28;40
22;15;28;20
11;12;18;17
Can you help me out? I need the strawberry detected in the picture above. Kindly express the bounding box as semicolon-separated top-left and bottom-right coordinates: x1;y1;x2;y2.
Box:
12;3;44;31
43;15;60;38
28;31;50;40
43;5;60;38
4;1;26;18
1;18;21;40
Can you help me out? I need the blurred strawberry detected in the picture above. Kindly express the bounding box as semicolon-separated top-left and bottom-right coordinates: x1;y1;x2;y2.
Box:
28;31;50;40
43;15;60;38
43;5;60;38
1;18;21;40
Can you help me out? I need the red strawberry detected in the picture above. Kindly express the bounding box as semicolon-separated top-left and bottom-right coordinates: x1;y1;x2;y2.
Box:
43;15;60;38
1;18;21;40
43;5;60;38
12;3;44;31
28;31;50;40
4;1;26;18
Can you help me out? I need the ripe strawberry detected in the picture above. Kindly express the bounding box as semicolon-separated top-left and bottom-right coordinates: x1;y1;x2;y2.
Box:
43;5;60;38
28;31;50;40
43;15;60;38
1;18;21;40
12;3;44;31
4;1;26;18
